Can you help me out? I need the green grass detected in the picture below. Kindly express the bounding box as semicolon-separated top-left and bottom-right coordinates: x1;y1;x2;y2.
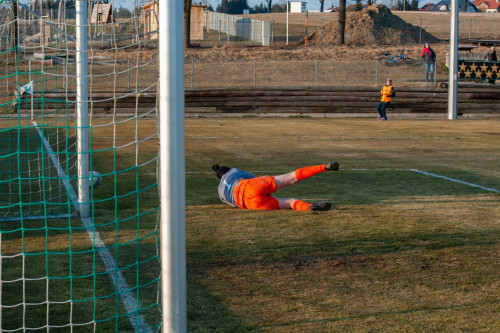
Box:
0;119;161;332
185;117;500;332
1;117;499;331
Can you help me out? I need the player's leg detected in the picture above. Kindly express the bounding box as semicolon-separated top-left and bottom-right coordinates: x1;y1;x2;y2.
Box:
277;198;331;211
274;162;339;190
376;102;384;119
380;102;389;120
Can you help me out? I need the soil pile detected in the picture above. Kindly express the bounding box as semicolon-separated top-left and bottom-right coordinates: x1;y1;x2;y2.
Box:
308;4;439;46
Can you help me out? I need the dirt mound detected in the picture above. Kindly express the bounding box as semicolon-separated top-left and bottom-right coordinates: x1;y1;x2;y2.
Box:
308;4;439;46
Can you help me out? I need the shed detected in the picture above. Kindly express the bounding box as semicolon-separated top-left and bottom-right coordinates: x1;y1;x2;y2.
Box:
140;2;206;40
141;1;159;39
191;4;207;40
90;3;113;24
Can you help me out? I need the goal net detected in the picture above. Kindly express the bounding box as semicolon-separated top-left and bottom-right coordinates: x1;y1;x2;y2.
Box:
0;0;160;331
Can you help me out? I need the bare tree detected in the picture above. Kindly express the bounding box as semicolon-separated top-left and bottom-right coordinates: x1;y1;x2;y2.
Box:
266;0;272;12
337;0;346;44
184;0;191;48
319;0;325;12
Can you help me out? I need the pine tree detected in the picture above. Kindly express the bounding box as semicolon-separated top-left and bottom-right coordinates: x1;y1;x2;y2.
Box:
217;0;229;13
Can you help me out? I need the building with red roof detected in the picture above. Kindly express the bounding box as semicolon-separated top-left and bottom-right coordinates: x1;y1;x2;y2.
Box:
472;0;500;12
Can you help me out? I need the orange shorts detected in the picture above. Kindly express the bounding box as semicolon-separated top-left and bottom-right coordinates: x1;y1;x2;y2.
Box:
233;176;280;210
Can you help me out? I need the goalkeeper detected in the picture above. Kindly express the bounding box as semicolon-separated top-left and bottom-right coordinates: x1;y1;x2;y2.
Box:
212;162;339;211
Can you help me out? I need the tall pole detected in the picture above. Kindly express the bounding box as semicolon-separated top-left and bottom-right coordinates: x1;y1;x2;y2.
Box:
159;0;187;332
448;0;459;120
286;2;289;45
12;1;19;50
76;0;89;217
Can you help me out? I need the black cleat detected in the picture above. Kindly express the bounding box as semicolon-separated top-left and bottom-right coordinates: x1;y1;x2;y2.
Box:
308;202;331;212
325;162;339;171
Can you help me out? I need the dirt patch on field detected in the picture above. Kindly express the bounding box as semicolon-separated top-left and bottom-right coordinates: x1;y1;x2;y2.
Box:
308;4;439;45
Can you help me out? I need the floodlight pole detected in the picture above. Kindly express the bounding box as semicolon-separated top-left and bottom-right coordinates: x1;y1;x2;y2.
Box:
159;0;187;332
76;0;89;217
448;0;459;120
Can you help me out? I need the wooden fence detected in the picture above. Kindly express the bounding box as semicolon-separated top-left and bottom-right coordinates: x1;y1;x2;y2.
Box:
35;85;500;117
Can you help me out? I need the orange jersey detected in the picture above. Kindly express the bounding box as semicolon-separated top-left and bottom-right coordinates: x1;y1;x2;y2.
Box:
233;176;280;210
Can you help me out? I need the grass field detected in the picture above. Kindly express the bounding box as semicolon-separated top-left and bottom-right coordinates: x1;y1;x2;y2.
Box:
185;117;500;332
1;116;499;331
0;119;161;332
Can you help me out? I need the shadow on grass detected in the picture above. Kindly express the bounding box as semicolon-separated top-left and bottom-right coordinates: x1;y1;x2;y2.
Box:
187;275;261;332
258;298;500;330
187;228;500;268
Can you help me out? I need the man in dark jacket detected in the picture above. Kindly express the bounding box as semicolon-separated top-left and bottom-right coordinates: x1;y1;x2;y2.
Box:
485;46;497;84
421;42;436;82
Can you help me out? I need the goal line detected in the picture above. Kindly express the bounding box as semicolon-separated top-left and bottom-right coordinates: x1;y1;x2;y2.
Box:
31;120;150;332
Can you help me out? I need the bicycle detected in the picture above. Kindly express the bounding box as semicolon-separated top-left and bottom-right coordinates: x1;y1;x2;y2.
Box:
378;50;418;66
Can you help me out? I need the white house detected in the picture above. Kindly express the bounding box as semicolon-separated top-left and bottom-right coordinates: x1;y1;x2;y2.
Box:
289;1;307;12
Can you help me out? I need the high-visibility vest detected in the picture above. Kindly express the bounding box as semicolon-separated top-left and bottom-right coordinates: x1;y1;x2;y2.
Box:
380;84;394;103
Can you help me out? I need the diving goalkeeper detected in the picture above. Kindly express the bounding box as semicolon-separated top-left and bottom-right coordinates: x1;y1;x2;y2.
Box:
212;162;339;211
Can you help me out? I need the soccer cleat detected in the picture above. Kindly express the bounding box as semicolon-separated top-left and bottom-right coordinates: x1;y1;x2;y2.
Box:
308;202;331;212
325;161;339;171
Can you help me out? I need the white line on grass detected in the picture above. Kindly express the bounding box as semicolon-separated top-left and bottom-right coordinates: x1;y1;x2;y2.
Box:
410;169;500;194
187;168;500;194
33;121;150;332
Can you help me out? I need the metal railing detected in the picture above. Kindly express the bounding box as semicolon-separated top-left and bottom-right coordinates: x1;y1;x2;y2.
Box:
184;59;441;88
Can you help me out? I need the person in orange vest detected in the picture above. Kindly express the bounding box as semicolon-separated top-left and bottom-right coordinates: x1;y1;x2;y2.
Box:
376;78;395;121
213;161;340;212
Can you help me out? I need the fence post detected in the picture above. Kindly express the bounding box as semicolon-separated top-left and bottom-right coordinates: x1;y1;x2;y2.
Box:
305;10;308;45
315;60;318;86
375;60;378;86
254;60;257;87
127;59;130;89
219;20;221;43
262;20;265;46
191;59;194;88
469;18;472;39
227;16;230;45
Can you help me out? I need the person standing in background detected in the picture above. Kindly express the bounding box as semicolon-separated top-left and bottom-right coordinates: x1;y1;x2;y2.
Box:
376;78;395;122
421;42;436;82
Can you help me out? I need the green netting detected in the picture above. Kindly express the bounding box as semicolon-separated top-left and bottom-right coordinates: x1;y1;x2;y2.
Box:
0;1;161;331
